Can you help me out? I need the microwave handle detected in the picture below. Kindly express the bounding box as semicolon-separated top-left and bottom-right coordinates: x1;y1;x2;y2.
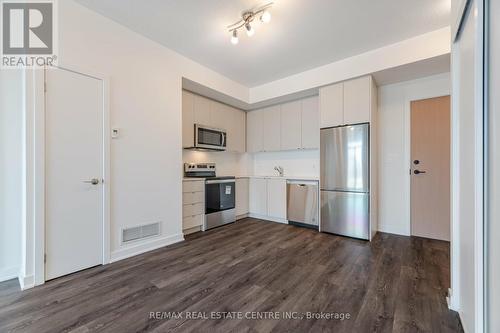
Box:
222;132;226;147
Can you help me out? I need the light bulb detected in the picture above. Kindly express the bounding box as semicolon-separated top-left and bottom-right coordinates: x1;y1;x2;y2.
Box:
230;30;239;45
245;23;255;37
260;10;271;23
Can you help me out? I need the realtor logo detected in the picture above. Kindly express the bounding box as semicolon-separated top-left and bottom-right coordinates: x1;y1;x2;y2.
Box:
1;0;57;67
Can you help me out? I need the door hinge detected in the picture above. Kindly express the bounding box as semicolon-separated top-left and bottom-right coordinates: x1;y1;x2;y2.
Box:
44;82;47;93
44;254;46;263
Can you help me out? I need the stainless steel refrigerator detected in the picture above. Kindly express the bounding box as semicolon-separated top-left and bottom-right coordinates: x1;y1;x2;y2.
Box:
320;124;370;240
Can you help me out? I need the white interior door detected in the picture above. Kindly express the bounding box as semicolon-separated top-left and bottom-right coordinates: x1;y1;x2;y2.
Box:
45;68;104;280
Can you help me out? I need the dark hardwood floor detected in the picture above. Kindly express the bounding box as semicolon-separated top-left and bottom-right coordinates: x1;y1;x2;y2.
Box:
0;218;462;333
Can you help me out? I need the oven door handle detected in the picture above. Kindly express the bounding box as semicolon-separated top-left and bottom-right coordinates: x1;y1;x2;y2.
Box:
206;179;235;184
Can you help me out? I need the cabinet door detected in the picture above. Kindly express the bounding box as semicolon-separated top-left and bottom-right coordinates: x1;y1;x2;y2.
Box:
263;105;281;151
343;76;371;124
210;101;233;149
247;110;264;153
236;178;249;216
319;83;343;128
182;90;195;148
280;100;302;150
193;94;211;126
249;178;267;215
209;100;228;130
301;96;320;149
267;178;287;219
233;108;246;153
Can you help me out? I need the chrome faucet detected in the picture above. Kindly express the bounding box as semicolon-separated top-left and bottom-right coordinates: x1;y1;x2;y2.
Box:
274;166;284;177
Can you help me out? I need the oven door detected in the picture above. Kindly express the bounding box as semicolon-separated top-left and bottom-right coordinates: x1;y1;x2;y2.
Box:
205;180;235;214
195;125;226;150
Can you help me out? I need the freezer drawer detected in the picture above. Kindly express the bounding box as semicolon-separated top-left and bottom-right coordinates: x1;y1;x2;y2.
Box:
321;190;369;239
287;182;319;226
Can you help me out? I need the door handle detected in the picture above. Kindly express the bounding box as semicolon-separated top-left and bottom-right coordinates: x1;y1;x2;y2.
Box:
83;178;100;185
413;170;427;175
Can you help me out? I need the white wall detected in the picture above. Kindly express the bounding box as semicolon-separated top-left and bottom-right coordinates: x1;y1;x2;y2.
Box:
0;69;23;282
450;0;484;331
487;0;500;330
250;150;319;178
22;0;259;285
377;73;450;236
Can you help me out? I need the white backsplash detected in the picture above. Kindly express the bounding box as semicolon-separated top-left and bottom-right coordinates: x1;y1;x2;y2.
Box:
183;149;319;178
182;150;250;176
250;149;320;177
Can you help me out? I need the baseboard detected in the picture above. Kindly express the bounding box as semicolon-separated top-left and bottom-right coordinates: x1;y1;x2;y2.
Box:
447;288;460;311
376;225;410;236
0;266;19;283
248;213;288;224
236;213;249;220
183;226;202;235
458;310;469;333
110;233;184;263
18;274;35;290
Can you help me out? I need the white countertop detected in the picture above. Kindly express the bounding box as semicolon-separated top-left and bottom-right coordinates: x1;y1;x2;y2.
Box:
235;175;319;181
183;175;319;181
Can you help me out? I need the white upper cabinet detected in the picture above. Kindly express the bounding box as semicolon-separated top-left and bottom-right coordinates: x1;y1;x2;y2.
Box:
231;107;246;153
182;90;195;148
266;178;287;219
182;91;246;152
319;75;375;128
280;100;302;150
301;96;320;149
319;82;343;128
343;76;371;124
193;94;211;126
247;109;264;153
246;96;321;153
209;100;229;130
319;76;377;128
263;105;281;152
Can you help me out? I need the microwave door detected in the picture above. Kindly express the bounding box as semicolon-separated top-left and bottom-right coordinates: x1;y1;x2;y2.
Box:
195;125;226;150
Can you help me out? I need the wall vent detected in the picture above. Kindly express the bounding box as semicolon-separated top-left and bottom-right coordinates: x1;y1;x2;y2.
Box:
122;222;160;243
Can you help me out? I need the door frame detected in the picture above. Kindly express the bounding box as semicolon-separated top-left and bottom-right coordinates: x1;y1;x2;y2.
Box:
402;86;451;237
32;63;110;285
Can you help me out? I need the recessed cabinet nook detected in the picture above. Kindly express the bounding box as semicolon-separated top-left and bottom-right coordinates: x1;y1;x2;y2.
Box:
181;74;377;237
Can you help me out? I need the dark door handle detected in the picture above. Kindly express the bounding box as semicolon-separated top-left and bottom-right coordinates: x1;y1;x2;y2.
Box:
413;170;427;175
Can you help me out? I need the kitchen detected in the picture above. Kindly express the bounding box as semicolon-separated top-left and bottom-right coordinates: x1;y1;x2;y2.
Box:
2;0;494;331
181;75;377;240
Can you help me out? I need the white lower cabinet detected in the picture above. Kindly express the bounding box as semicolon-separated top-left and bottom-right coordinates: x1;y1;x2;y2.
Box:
249;178;267;216
249;177;287;222
182;180;205;233
236;178;249;218
266;179;287;219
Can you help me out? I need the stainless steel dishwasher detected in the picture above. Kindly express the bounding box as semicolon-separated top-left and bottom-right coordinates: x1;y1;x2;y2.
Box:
287;180;319;229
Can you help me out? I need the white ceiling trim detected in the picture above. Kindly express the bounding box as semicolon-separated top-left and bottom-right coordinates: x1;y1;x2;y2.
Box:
182;27;451;110
249;27;451;103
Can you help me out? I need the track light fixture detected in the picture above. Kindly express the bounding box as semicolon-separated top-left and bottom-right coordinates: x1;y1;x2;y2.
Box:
227;2;273;44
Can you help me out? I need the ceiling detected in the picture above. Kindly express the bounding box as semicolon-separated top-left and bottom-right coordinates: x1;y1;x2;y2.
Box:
75;0;451;87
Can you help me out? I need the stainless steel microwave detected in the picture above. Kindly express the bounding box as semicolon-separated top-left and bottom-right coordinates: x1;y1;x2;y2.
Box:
194;124;227;151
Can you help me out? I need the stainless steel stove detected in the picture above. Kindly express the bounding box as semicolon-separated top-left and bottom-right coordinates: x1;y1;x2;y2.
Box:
184;163;236;230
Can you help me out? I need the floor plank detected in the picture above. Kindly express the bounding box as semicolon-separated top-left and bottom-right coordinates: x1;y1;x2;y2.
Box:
0;218;463;333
